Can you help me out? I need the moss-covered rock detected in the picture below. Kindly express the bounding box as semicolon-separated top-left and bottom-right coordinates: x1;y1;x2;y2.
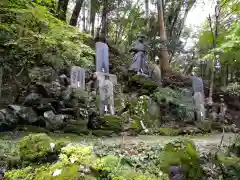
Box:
17;133;65;163
196;120;212;133
91;130;114;137
158;128;181;136
101;115;123;132
122;73;158;95
62;120;90;135
158;139;203;180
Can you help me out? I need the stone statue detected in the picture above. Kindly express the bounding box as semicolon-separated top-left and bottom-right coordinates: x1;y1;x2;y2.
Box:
149;58;162;86
95;37;109;73
190;72;205;121
219;97;227;122
128;35;148;74
98;74;114;116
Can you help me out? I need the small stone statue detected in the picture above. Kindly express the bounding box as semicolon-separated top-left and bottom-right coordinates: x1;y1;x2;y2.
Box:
218;98;227;122
149;58;162;86
128;35;148;74
98;75;114;116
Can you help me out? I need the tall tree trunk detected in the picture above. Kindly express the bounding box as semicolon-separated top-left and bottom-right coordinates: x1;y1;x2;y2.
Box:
57;0;69;21
101;0;108;38
82;1;86;31
157;0;170;73
0;67;2;99
70;0;84;26
87;0;91;32
90;12;96;36
145;0;149;27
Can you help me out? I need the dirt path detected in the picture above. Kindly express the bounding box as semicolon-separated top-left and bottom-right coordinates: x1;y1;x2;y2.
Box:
0;131;237;153
96;133;236;152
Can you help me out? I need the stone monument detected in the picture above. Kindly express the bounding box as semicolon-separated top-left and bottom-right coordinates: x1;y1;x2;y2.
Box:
95;41;109;73
70;66;85;89
95;38;115;116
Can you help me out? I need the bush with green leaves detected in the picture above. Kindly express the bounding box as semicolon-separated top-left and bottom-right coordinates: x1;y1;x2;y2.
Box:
152;87;195;120
158;139;203;180
224;82;240;97
17;133;65;162
0;0;94;74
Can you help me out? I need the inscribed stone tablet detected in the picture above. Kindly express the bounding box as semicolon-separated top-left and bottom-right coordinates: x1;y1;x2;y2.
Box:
70;66;85;89
94;72;117;85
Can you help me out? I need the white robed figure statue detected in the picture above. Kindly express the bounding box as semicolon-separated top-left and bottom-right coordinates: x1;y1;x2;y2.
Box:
98;74;114;116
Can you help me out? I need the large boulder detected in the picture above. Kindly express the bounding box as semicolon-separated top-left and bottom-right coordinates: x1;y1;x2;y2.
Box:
23;93;41;106
28;66;57;83
0;108;19;131
36;80;61;98
100;115;123;132
43;111;65;131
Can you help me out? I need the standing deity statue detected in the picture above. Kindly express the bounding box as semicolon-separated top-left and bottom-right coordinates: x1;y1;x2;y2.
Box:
95;36;109;73
98;75;114;116
128;35;148;75
190;72;205;121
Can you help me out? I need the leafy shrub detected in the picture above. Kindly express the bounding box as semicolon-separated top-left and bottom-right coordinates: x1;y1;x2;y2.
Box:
152;87;195;120
17;133;64;162
158;139;203;180
224;82;240;97
0;0;94;74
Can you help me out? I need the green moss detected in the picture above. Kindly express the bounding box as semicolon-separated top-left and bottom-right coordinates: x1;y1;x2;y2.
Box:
91;130;114;137
17;133;65;162
158;128;181;136
196;120;212;133
101;115;123;132
5;166;35;180
129;118;141;130
17;125;50;133
63;120;90;135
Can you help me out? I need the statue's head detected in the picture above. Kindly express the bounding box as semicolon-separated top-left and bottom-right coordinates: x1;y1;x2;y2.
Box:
155;56;160;65
137;35;147;42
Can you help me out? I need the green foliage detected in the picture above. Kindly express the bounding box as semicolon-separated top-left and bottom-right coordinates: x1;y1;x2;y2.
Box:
224;82;240;97
123;73;158;95
197;0;240;71
152;87;195;120
0;0;94;72
4;166;35;180
101;115;123;132
158;128;181;136
158;139;203;180
17;133;64;162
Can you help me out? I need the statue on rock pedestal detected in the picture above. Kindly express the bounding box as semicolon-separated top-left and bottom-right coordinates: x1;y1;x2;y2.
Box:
98;74;115;116
95;36;109;73
128;35;148;75
190;72;205;121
